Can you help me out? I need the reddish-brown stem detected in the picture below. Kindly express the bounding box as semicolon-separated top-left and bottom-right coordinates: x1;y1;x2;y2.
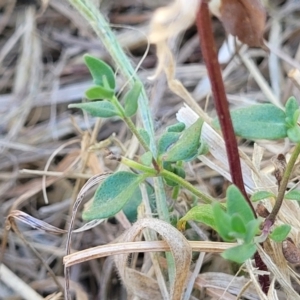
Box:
195;2;252;211
195;2;269;293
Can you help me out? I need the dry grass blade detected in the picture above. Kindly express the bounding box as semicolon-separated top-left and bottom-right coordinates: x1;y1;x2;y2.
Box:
114;218;192;300
6;210;66;234
63;240;234;267
2;0;300;298
0;263;43;300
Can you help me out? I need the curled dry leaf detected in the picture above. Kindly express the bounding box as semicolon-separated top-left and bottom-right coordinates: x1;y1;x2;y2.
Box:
115;218;192;300
149;0;199;44
282;238;300;264
272;153;287;187
209;0;266;47
6;210;66;234
256;202;270;218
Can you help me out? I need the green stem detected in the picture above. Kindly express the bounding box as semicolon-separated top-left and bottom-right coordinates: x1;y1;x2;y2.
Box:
67;0;173;283
67;0;169;219
171;185;180;200
111;96;150;152
121;157;157;175
266;143;300;224
160;169;215;204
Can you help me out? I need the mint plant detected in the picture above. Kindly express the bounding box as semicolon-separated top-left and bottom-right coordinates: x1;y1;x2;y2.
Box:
64;0;300;296
70;54;300;266
69;55;215;221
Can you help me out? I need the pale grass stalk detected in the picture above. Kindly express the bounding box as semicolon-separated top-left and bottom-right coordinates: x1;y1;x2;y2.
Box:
0;264;43;300
63;240;234;267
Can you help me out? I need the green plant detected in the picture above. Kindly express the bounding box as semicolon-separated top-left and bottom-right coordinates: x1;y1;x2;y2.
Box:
69;55;215;221
179;96;300;262
67;0;300;295
70;53;300;266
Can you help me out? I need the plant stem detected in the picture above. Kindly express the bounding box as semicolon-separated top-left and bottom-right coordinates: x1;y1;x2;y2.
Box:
120;157;157;175
195;1;254;214
111;96;161;171
111;96;150;151
266;143;300;224
160;169;215;204
67;0;170;222
195;2;269;293
67;0;174;286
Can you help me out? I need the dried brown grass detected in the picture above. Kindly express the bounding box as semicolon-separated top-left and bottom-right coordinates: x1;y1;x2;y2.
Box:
1;0;300;299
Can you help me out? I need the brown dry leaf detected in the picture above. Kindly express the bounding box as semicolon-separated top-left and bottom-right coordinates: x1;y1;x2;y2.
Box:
114;218;192;300
123;268;163;300
6;210;66;234
209;0;266;47
282;238;300;264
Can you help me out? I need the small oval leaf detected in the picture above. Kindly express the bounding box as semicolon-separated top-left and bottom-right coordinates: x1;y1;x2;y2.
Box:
244;219;262;244
163;118;203;162
227;185;255;224
84;54;115;89
215;104;287;140
285;189;300;201
124;81;142;117
69;101;120;118
213;203;235;242
222;243;257;264
85;86;114;100
250;191;275;202
285;96;299;126
287;126;300;143
178;204;216;231
158;132;181;156
231;214;246;235
82;171;144;221
140;151;153;166
270;224;291;242
167;122;186;133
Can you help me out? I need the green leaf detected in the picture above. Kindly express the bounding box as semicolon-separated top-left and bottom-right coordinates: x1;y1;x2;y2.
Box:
213;203;235;242
173;166;185;179
287;125;300;143
227;185;255;224
230;214;246;235
162;162;178;187
69;101;120;118
244;219;262;244
215;104;287;140
163;118;203;162
178;204;217;231
137;128;150;147
85;86;114;100
250;191;275;202
123;81;142;117
158;132;181;156
222;243;257;264
285;97;299;126
140;151;153;166
269;224;291;242
84;54;115;89
82;171;144;221
293;110;300;125
285;189;300;201
167;122;186;133
122;183;154;223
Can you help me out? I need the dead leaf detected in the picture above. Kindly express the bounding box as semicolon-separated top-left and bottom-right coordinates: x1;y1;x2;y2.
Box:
209;0;266;47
